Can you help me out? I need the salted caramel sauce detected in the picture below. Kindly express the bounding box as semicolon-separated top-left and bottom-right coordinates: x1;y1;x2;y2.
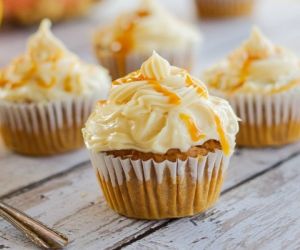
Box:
111;10;151;77
269;79;300;94
179;113;205;142
36;76;56;89
214;114;230;156
185;74;208;98
113;70;181;105
97;100;107;105
148;80;181;105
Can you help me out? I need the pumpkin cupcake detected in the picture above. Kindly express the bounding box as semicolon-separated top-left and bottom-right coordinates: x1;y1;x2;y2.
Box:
0;19;111;156
82;52;239;219
204;27;300;147
93;0;202;80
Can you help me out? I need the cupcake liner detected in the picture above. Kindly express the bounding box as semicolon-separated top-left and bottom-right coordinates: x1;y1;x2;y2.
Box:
216;90;300;147
0;96;96;155
195;0;254;18
89;149;229;219
94;43;200;80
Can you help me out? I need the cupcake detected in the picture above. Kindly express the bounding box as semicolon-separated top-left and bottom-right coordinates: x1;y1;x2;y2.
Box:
0;19;111;156
82;52;239;219
204;27;300;147
93;0;202;80
3;0;97;25
194;0;254;19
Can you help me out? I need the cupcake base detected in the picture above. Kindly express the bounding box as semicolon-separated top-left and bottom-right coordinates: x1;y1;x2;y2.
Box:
195;0;254;18
89;141;229;220
1;123;83;156
0;97;95;156
237;121;300;147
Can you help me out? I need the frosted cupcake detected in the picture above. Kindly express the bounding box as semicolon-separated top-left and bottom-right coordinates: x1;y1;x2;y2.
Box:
93;0;201;80
0;19;111;156
204;27;300;147
83;52;239;219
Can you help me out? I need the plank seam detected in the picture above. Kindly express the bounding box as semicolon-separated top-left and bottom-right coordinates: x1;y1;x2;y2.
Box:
0;160;90;200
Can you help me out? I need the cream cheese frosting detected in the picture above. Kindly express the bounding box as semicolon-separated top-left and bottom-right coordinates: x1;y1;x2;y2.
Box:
0;19;111;103
204;27;300;94
83;52;239;155
94;0;201;54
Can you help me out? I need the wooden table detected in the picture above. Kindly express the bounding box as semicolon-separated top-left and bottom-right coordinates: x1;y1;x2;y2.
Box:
1;0;300;249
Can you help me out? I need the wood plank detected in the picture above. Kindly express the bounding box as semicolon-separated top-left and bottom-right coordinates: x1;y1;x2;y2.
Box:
0;145;299;249
124;154;300;250
0;149;89;198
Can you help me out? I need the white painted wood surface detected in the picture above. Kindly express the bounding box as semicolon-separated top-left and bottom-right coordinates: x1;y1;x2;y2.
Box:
1;0;300;249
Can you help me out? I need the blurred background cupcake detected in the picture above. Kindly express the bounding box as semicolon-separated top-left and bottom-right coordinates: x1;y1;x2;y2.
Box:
93;0;202;80
195;0;254;18
0;19;111;155
203;27;300;147
3;0;99;25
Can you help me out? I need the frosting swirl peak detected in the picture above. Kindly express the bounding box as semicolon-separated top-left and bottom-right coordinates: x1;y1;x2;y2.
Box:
141;51;171;80
83;53;239;155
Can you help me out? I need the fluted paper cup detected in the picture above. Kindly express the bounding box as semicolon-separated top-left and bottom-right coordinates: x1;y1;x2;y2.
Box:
214;90;300;147
0;96;96;156
89;149;229;220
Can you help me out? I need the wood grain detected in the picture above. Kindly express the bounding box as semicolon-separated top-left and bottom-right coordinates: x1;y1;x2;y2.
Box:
0;145;299;249
125;154;300;250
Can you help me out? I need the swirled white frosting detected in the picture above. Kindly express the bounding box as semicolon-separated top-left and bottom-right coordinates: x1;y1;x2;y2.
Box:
83;52;239;155
0;19;111;103
204;27;300;94
94;0;201;54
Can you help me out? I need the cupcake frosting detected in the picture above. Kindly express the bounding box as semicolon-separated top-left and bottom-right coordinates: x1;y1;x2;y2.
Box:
0;19;111;102
83;52;239;155
94;0;201;54
204;27;300;94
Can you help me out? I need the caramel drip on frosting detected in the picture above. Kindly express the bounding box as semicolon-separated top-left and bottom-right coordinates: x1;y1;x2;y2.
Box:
269;79;300;94
180;113;205;141
113;70;145;85
98;100;107;105
149;80;181;105
214;114;230;156
111;10;150;55
36;77;56;89
185;74;208;98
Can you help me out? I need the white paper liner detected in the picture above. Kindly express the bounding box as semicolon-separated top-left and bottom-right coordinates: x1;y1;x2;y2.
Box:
0;96;96;135
212;90;300;126
95;42;200;79
89;149;229;187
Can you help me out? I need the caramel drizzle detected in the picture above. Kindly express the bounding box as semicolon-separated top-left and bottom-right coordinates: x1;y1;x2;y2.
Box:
179;113;205;142
111;10;150;55
185;74;208;98
269;79;300;94
213;113;230;156
97;100;107;105
148;80;181;105
113;70;181;105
